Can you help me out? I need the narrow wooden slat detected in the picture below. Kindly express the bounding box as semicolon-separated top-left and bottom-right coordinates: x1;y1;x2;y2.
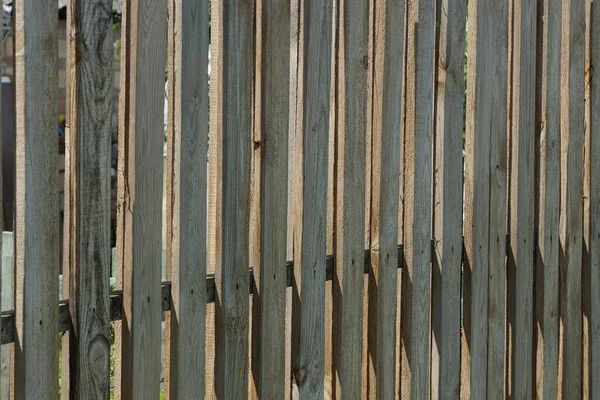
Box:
368;0;404;397
12;0;59;397
250;0;290;397
291;0;333;397
213;0;253;397
431;0;466;398
66;0;113;397
591;2;600;397
116;0;168;397
560;0;585;396
332;0;368;397
164;0;209;397
401;0;435;397
1;235;11;399
509;1;536;397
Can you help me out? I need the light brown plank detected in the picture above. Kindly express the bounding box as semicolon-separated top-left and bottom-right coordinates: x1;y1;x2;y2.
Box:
291;0;333;397
116;0;168;397
508;1;536;398
213;0;253;397
591;2;600;397
535;0;562;398
368;0;405;397
559;0;585;397
66;0;113;397
164;0;209;397
431;0;466;398
12;0;59;398
332;0;368;397
400;0;435;398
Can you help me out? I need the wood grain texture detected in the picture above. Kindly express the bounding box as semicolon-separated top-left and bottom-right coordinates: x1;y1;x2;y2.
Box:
116;0;168;397
66;0;113;397
252;0;290;397
560;0;585;397
591;3;600;397
213;0;253;397
431;0;466;398
164;0;209;397
368;0;404;397
400;0;434;398
291;0;333;397
12;0;59;398
332;0;368;397
508;1;536;398
536;0;562;398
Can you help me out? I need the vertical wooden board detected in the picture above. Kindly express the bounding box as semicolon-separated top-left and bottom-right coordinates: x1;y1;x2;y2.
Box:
116;0;168;397
431;0;466;398
1;233;12;399
508;1;536;398
400;0;434;398
291;0;333;397
67;0;113;397
368;0;405;397
590;3;600;397
12;0;59;398
559;0;585;397
332;0;368;397
214;0;253;397
462;0;492;397
165;0;209;397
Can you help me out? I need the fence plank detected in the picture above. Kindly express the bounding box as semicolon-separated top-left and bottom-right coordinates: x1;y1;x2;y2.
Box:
332;0;368;397
66;0;113;397
536;0;562;398
509;1;536;398
1;233;12;399
291;0;333;397
560;0;585;397
401;0;434;398
116;0;168;397
431;0;466;398
591;2;600;397
250;0;290;397
12;0;59;397
213;0;253;397
164;0;209;397
368;0;404;397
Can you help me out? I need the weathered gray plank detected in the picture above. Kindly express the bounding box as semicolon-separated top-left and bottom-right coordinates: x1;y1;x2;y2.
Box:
368;0;404;397
116;0;168;397
164;0;209;397
213;0;253;397
400;0;435;398
560;0;585;397
66;0;113;397
332;0;368;397
431;0;466;398
291;0;333;397
12;0;59;397
508;1;536;398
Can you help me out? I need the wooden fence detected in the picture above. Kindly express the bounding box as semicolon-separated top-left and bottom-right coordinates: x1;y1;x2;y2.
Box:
1;0;600;398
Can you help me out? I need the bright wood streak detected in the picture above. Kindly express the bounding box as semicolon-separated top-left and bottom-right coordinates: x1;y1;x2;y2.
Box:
368;0;404;397
509;1;536;398
214;0;253;397
401;0;434;398
536;0;562;398
12;0;59;398
332;0;368;397
291;0;333;397
590;2;600;397
252;0;290;397
431;0;466;398
116;0;168;397
560;0;585;397
67;0;113;397
165;0;209;397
